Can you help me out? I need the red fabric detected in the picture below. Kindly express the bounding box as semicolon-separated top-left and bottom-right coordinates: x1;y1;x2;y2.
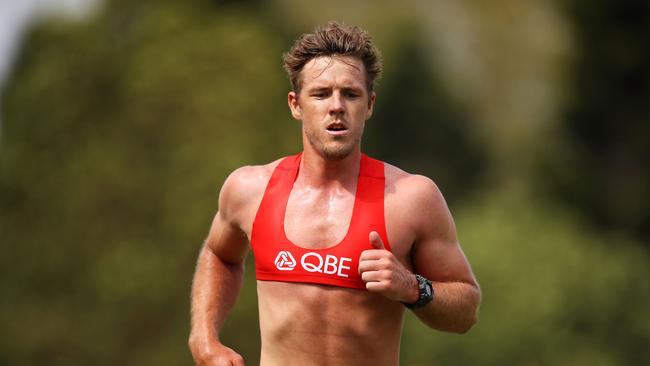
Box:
251;153;391;290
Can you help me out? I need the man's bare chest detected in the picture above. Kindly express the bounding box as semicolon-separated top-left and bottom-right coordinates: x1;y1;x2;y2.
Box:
277;186;415;268
283;187;355;249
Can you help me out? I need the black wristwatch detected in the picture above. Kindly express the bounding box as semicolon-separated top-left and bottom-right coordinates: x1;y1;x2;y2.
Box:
403;274;434;310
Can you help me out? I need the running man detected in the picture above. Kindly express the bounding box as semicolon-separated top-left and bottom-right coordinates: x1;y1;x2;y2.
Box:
189;22;481;366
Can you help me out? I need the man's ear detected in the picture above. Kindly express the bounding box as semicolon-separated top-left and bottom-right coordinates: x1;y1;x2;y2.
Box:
288;91;302;120
366;91;376;120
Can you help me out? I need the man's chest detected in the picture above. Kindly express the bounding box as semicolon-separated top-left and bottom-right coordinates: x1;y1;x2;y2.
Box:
250;189;416;269
283;188;356;249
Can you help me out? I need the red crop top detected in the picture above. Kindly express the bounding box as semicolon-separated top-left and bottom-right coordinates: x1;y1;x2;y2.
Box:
250;153;392;290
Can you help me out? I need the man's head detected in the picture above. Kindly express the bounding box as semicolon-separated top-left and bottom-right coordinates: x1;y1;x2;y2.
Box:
285;22;382;160
283;21;382;94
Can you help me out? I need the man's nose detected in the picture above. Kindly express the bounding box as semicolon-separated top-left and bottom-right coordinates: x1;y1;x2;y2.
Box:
329;92;344;115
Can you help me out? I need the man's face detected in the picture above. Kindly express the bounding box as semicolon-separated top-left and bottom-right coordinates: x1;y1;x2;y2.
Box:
288;56;376;160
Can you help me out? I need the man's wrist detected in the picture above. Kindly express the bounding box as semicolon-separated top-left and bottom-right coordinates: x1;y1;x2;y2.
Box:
406;274;420;303
402;274;434;310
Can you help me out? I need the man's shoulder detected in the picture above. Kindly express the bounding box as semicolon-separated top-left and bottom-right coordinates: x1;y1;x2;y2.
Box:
218;156;286;212
383;162;440;198
222;157;283;196
382;161;447;214
381;161;452;239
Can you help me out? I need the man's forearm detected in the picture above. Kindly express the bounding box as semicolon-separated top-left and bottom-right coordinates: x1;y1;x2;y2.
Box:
413;281;480;333
189;245;244;344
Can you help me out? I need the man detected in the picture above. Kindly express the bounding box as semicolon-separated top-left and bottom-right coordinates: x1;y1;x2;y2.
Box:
189;22;480;366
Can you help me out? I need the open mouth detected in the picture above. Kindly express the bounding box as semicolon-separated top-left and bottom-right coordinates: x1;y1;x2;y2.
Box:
326;122;348;132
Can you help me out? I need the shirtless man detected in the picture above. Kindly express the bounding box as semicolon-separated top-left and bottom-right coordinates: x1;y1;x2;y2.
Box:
189;22;480;366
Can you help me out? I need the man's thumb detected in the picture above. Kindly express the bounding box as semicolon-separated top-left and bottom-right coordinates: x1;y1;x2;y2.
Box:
369;231;385;250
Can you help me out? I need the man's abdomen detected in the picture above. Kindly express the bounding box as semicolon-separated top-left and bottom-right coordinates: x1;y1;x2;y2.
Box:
257;281;405;366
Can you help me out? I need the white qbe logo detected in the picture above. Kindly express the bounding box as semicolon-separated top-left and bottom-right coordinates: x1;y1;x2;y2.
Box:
274;251;296;271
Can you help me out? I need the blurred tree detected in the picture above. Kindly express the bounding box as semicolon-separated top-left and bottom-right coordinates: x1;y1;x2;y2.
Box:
0;0;293;364
402;188;650;366
365;22;486;202
1;0;648;365
538;0;650;242
417;0;572;185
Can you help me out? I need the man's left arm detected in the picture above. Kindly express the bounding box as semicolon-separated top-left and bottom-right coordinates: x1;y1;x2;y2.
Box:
359;176;480;333
409;179;480;332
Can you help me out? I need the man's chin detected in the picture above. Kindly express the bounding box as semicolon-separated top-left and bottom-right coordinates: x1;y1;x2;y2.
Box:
306;135;358;161
320;145;355;161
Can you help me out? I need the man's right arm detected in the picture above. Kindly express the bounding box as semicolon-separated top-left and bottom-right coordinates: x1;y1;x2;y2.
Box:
188;168;259;366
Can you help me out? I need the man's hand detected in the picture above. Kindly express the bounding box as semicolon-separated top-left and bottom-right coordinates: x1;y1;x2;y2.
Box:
189;335;245;366
358;231;419;303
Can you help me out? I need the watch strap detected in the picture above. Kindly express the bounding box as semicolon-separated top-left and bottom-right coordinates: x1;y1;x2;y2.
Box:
403;274;434;310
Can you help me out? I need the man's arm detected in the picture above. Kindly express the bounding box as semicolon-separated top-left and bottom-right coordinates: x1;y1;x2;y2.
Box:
359;175;480;334
408;177;480;333
188;169;254;366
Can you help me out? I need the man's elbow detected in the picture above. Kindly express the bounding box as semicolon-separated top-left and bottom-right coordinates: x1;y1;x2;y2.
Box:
456;287;481;334
454;309;479;334
426;309;478;334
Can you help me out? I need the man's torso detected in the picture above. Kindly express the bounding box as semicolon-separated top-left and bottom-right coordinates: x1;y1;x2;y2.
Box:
232;155;422;365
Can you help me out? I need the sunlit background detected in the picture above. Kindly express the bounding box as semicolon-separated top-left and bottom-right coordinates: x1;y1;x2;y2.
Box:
1;0;648;365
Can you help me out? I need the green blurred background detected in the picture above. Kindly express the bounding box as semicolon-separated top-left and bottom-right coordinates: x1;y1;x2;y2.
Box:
1;0;648;365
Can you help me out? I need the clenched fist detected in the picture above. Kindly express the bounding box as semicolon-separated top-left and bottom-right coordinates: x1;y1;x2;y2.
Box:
189;336;245;366
358;231;419;303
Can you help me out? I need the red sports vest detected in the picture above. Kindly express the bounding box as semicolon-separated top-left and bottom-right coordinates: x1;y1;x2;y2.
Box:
250;153;391;290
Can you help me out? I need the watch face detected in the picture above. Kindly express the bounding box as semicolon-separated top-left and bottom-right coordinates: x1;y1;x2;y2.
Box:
404;275;433;309
424;285;432;297
416;275;433;298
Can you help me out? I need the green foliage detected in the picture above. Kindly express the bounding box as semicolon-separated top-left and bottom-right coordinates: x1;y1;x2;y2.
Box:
365;22;486;203
539;0;650;241
1;0;647;365
1;2;293;365
402;188;650;366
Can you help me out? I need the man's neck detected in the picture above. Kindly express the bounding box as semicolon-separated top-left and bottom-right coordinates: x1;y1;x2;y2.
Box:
297;149;362;190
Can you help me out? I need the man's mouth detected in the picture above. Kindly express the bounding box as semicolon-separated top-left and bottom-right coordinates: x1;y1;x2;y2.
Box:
326;122;348;133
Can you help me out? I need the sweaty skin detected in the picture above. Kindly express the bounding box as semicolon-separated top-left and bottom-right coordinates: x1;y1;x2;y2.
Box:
189;57;480;366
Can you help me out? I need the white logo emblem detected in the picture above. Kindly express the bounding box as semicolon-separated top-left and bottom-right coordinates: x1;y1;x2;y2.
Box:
274;251;297;271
